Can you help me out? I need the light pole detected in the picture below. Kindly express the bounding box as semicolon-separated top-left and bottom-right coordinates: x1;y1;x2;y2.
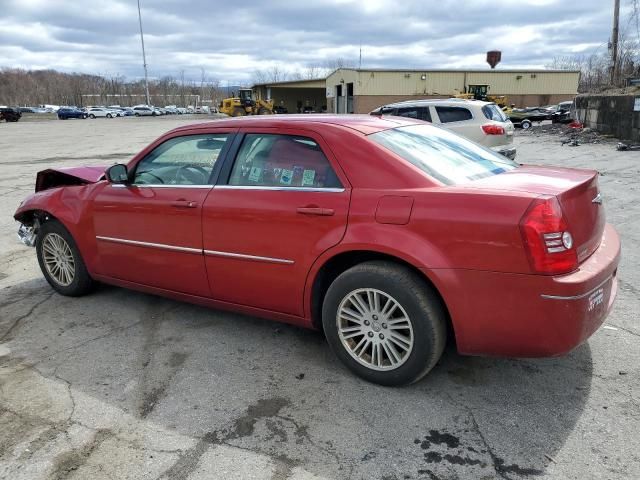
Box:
137;0;151;106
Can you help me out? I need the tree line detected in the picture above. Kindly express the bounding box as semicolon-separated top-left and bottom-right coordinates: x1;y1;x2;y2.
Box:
0;68;227;107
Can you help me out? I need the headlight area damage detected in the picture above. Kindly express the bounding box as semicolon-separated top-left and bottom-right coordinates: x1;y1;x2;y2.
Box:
15;165;107;247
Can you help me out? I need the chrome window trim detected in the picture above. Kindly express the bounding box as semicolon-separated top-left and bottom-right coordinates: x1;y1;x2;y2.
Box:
96;236;202;254
204;249;294;265
95;236;294;264
110;184;213;189
540;275;613;301
214;185;344;193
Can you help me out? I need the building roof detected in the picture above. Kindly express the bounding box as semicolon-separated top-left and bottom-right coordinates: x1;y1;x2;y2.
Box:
331;68;581;74
252;78;326;88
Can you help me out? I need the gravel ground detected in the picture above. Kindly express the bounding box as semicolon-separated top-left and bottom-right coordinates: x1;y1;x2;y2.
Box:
0;118;638;480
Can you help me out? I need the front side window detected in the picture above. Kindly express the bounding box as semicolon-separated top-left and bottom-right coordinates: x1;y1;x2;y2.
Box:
397;106;432;122
369;124;517;185
228;134;342;189
133;134;229;185
435;106;473;123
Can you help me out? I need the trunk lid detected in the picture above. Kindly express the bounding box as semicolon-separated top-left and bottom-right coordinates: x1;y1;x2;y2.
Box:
468;165;605;263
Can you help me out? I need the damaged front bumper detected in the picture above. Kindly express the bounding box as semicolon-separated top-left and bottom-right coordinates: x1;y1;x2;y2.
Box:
17;223;37;247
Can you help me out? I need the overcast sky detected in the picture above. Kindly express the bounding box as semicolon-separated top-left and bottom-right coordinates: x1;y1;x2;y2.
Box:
0;0;626;84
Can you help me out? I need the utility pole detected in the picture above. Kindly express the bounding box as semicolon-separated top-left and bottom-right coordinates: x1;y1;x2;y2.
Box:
610;0;620;85
137;0;151;106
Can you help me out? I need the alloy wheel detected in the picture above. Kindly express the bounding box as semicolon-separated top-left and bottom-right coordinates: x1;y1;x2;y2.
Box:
336;288;414;371
42;233;75;286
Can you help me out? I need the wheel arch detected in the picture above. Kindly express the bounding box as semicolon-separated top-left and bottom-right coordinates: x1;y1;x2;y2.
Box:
306;249;454;344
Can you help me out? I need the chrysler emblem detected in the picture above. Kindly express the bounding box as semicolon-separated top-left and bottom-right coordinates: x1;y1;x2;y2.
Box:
592;193;603;204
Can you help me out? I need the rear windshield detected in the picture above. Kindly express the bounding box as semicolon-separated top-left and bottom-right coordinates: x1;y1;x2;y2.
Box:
369;124;518;185
482;104;508;122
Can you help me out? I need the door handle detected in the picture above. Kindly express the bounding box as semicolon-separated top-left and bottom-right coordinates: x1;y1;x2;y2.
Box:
171;199;198;208
296;206;335;216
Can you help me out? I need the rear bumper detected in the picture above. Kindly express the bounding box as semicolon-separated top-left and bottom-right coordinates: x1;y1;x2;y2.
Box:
428;223;621;357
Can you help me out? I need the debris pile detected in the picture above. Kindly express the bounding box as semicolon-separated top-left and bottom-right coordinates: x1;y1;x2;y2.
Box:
518;123;616;146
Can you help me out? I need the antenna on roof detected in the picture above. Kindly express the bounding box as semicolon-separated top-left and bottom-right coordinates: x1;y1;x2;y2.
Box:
359;42;362;69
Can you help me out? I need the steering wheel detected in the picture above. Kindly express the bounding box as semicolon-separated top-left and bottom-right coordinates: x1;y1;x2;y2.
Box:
136;171;165;184
175;165;209;184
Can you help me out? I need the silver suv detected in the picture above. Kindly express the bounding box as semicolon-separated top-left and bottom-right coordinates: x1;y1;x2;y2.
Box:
370;99;516;159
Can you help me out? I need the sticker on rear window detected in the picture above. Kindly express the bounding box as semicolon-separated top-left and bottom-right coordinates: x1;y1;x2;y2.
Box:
302;169;316;186
280;169;293;185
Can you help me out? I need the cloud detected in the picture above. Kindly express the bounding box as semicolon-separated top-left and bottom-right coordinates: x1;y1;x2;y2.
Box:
0;0;622;83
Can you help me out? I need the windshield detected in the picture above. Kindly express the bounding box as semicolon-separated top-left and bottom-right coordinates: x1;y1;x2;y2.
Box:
369;124;518;185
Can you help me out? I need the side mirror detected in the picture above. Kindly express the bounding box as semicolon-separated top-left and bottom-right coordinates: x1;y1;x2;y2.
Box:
106;164;129;184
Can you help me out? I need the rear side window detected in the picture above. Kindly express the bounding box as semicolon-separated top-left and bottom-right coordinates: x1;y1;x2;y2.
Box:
482;104;508;122
228;134;342;189
397;106;432;122
435;106;472;123
369;124;517;185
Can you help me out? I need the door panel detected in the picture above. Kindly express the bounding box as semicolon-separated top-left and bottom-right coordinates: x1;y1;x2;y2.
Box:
92;184;211;296
202;187;349;316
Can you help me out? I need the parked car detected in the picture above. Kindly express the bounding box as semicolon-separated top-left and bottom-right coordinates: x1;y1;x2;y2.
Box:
0;107;22;122
19;107;35;113
176;107;188;114
57;107;88;120
86;107;117;119
132;106;155;117
371;99;516;159
273;106;289;114
13;115;620;386
550;101;574;124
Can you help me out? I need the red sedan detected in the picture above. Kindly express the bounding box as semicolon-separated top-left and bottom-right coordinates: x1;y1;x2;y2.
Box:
14;115;620;385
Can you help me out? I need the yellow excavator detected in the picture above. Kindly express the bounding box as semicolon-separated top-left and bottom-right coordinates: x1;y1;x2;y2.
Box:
219;88;274;116
455;84;508;108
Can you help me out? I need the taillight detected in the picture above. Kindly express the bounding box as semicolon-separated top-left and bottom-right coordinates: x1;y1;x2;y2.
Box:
482;124;505;135
519;196;578;275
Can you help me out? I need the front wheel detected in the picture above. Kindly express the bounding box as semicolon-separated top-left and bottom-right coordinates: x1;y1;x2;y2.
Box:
36;220;94;296
106;113;112;118
322;261;446;386
89;114;95;119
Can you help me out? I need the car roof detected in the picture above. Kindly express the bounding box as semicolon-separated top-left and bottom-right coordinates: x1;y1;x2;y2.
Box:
375;98;493;109
168;114;422;135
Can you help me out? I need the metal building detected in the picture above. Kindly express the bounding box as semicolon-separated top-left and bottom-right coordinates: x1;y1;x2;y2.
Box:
253;68;580;114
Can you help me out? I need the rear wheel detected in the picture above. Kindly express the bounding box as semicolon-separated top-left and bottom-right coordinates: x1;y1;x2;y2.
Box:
322;261;446;386
232;107;246;117
106;113;112;118
520;119;532;130
36;220;94;296
89;114;95;119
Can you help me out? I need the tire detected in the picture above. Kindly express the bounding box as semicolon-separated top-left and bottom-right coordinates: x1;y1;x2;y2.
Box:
106;113;112;118
520;119;532;130
135;112;140;117
231;107;246;117
36;220;94;297
322;261;446;386
258;107;272;115
89;114;95;119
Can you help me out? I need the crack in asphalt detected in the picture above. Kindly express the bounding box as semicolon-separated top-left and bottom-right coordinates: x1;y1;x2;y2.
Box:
0;291;55;341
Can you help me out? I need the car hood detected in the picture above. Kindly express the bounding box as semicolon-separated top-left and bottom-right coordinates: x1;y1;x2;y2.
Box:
35;165;107;192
